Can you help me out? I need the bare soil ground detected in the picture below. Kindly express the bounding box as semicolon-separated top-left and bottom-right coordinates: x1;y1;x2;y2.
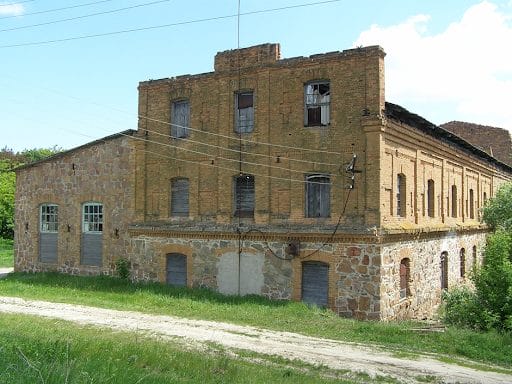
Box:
0;296;511;383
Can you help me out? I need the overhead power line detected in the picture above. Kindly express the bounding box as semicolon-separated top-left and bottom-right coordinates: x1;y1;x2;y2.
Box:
0;0;34;7
0;0;171;32
0;0;341;48
0;0;116;20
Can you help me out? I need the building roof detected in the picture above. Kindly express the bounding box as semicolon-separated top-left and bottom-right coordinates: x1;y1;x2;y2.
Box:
384;103;512;173
15;130;136;171
440;121;512;167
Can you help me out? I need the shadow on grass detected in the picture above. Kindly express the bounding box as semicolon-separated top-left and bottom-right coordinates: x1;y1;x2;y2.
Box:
2;272;291;308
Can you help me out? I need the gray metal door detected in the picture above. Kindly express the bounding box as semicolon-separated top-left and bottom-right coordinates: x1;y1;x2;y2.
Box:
166;253;187;287
302;261;329;307
39;233;58;263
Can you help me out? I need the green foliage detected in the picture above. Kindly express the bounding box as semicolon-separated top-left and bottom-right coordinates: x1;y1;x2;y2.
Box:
20;146;62;163
0;238;13;268
115;258;131;279
483;183;512;230
2;272;512;368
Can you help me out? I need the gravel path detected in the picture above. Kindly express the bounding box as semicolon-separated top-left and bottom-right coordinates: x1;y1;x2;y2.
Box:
0;296;510;383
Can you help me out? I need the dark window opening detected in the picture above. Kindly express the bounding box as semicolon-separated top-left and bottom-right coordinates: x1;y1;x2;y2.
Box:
305;174;330;218
460;248;466;278
234;174;255;218
427;179;435;218
171;100;190;138
451;185;457;218
441;252;448;290
304;82;330;126
400;258;410;299
469;189;475;219
397;174;406;217
235;92;254;133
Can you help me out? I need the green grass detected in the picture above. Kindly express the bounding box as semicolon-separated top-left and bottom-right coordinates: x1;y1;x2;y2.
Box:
0;238;13;268
1;272;512;370
0;313;351;384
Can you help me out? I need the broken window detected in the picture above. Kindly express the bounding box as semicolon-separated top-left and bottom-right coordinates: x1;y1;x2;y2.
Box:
399;258;410;299
171;100;190;138
396;174;406;217
83;203;103;232
451;185;457;218
234;174;255;218
305;174;330;218
427;179;435;218
170;178;189;217
40;204;58;232
235;92;254;133
304;81;330;126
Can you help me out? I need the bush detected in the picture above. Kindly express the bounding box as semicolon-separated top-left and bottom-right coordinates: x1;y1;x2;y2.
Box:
115;258;131;280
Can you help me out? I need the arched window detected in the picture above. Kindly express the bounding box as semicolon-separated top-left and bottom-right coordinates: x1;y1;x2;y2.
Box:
400;258;410;299
396;174;406;217
441;252;448;290
460;248;466;278
451;185;457;218
427;179;435;218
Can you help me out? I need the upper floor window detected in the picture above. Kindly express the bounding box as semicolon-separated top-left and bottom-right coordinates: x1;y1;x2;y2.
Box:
400;258;410;299
305;174;330;218
40;204;58;232
427;179;435;218
451;185;458;218
83;203;103;233
469;188;475;219
396;174;406;217
304;81;330;126
171;100;190;138
235;91;254;133
170;178;189;217
234;174;255;218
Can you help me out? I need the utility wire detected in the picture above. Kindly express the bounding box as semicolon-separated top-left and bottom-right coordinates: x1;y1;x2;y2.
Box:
0;0;171;32
0;0;341;48
0;0;34;7
0;0;116;20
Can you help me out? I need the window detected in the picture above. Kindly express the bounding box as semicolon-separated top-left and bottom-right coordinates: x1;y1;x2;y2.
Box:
427;179;435;218
235;92;254;133
82;203;103;232
460;248;466;278
472;245;477;268
397;174;406;217
451;185;457;218
40;204;58;232
483;192;488;205
304;81;330;126
171;100;190;138
170;178;189;217
469;189;475;219
234;174;255;218
441;252;448;290
305;174;330;218
400;258;410;299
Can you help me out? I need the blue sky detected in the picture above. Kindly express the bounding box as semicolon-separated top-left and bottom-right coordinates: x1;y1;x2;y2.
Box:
1;0;511;152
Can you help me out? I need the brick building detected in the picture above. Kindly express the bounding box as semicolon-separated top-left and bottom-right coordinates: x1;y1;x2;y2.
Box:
15;43;512;320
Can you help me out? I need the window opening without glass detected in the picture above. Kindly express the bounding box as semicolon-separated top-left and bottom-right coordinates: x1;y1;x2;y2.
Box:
304;82;330;126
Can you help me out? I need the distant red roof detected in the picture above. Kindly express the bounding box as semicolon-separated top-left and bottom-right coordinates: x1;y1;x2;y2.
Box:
441;121;512;167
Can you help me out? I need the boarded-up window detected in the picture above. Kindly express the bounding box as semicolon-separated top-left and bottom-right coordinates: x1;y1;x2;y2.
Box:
171;100;190;138
235;92;254;133
460;248;466;278
306;174;330;218
400;258;410;299
304;81;330;126
451;185;458;218
39;204;58;263
441;252;448;290
302;261;329;307
170;178;189;217
397;174;406;217
427;179;435;218
81;203;103;266
234;174;255;218
166;253;187;287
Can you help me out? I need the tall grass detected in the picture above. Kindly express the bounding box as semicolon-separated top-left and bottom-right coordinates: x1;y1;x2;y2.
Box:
0;313;348;384
0;238;13;268
1;272;511;369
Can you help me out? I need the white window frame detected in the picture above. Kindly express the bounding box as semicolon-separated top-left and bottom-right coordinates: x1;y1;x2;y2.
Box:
40;204;59;233
82;202;103;233
304;81;330;127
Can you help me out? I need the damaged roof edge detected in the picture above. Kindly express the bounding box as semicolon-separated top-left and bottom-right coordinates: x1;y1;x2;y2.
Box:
384;102;512;173
15;129;137;172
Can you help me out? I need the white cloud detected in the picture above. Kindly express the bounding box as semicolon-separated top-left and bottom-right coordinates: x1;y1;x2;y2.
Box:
354;1;512;129
0;3;24;16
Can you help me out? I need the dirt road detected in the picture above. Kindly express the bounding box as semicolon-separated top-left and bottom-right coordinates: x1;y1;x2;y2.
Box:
0;296;510;383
